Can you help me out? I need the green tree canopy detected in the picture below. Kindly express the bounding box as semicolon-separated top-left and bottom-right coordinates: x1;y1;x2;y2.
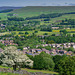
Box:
57;56;75;75
33;52;55;70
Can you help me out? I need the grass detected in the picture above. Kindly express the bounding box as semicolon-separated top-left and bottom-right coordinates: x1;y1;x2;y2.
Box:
22;68;58;74
0;72;19;75
11;30;60;36
11;6;75;18
0;66;13;70
0;66;58;75
0;32;10;36
0;13;8;20
66;29;75;32
0;6;75;20
0;6;75;25
0;28;75;36
0;66;18;75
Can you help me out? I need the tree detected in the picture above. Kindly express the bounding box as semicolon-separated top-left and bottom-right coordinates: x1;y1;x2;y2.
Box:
25;32;29;35
33;52;55;70
73;34;75;37
53;55;67;71
19;32;24;34
60;30;67;35
47;40;55;44
34;31;38;33
0;46;33;71
44;33;48;35
57;56;75;75
68;47;74;52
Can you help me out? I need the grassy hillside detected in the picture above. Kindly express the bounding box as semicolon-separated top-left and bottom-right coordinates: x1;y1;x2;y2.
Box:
0;6;22;11
0;6;75;20
11;6;75;17
0;7;22;20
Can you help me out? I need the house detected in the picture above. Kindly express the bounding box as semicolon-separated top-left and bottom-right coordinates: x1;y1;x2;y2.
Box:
59;50;67;54
0;24;6;28
56;50;60;53
44;50;50;54
1;40;17;46
42;48;50;54
73;44;75;49
27;53;33;56
42;48;47;51
56;44;61;48
48;44;51;46
30;49;36;53
36;49;42;53
66;51;73;56
50;49;57;54
23;47;28;50
52;27;59;29
36;45;39;48
51;44;56;48
55;34;60;36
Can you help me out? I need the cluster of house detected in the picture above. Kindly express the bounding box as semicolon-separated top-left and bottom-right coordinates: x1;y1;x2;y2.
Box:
0;40;18;46
36;42;75;49
23;42;75;56
23;48;73;56
0;24;6;29
23;48;50;56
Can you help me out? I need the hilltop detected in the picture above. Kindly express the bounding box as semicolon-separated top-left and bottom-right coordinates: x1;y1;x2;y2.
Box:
0;6;22;11
1;6;75;19
11;6;75;17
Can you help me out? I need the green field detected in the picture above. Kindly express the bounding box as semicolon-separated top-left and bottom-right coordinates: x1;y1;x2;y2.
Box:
0;72;19;75
0;28;75;36
11;6;75;17
0;6;75;19
0;6;75;24
11;31;59;36
0;13;8;20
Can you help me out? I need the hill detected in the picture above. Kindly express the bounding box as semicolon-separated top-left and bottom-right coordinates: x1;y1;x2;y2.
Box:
1;6;75;20
0;6;22;11
11;6;75;17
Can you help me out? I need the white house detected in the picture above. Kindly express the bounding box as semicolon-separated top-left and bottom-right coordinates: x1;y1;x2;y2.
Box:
73;45;75;49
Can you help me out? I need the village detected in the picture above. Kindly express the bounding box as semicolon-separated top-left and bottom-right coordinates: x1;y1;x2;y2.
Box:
0;39;75;56
0;40;75;56
23;42;75;56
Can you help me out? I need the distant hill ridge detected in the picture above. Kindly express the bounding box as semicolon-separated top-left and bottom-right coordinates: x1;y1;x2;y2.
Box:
10;6;75;17
0;6;22;11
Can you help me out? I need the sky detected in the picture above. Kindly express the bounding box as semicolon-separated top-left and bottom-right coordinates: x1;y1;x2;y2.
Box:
0;0;75;7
